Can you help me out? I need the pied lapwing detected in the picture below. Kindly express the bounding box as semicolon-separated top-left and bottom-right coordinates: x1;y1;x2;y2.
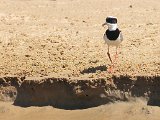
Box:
102;16;123;64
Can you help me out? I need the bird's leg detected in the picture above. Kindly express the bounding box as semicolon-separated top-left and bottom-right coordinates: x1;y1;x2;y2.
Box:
107;46;113;64
113;46;118;63
107;46;114;73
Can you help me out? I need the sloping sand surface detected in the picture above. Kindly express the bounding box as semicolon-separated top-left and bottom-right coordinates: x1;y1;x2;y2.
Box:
0;99;160;120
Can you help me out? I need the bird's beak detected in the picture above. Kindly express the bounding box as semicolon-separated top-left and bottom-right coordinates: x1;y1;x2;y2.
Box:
102;22;107;27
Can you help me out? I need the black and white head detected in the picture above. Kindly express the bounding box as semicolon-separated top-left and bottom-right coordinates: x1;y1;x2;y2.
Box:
102;16;118;31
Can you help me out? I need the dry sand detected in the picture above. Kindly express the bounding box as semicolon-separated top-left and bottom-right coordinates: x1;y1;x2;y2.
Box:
1;99;160;120
0;0;159;78
0;0;160;119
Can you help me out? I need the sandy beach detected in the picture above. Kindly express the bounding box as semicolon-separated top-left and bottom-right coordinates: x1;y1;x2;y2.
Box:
0;0;160;119
0;0;159;78
0;99;160;120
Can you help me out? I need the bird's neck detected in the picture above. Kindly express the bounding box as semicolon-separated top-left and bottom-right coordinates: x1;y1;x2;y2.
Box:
108;24;118;31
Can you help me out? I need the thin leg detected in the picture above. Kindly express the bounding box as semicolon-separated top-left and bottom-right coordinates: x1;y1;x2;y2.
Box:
107;46;114;73
116;46;118;54
107;46;112;64
113;46;118;63
115;46;118;57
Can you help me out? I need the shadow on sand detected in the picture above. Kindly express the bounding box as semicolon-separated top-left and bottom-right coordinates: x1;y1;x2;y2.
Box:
80;65;107;74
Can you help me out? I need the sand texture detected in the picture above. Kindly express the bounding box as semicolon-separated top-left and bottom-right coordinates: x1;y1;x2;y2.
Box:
0;0;160;120
1;100;160;120
0;76;160;120
0;0;159;78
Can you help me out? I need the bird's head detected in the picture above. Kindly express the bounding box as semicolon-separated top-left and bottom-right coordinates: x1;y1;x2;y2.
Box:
102;16;118;31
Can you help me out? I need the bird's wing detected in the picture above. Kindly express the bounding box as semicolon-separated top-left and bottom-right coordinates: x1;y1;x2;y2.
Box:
119;32;123;41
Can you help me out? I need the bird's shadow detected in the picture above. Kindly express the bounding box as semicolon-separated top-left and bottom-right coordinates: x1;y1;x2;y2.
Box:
80;65;107;74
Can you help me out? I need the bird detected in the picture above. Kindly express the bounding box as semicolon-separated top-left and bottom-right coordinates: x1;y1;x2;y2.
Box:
102;16;123;72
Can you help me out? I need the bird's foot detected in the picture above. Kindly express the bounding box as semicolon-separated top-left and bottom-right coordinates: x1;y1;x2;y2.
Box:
107;64;114;73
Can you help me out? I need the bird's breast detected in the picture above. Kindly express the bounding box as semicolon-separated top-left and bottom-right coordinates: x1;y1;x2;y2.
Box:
105;28;121;40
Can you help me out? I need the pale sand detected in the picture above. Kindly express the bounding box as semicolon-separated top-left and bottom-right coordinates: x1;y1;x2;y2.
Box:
0;0;159;78
0;99;160;120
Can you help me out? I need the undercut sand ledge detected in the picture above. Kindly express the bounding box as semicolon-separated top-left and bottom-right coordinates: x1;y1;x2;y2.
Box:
0;76;160;109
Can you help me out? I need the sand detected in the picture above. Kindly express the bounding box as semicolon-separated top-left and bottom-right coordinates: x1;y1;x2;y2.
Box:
0;0;159;78
0;0;160;119
1;99;160;120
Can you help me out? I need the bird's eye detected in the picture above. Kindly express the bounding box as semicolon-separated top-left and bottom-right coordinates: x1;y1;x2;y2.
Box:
113;20;116;23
